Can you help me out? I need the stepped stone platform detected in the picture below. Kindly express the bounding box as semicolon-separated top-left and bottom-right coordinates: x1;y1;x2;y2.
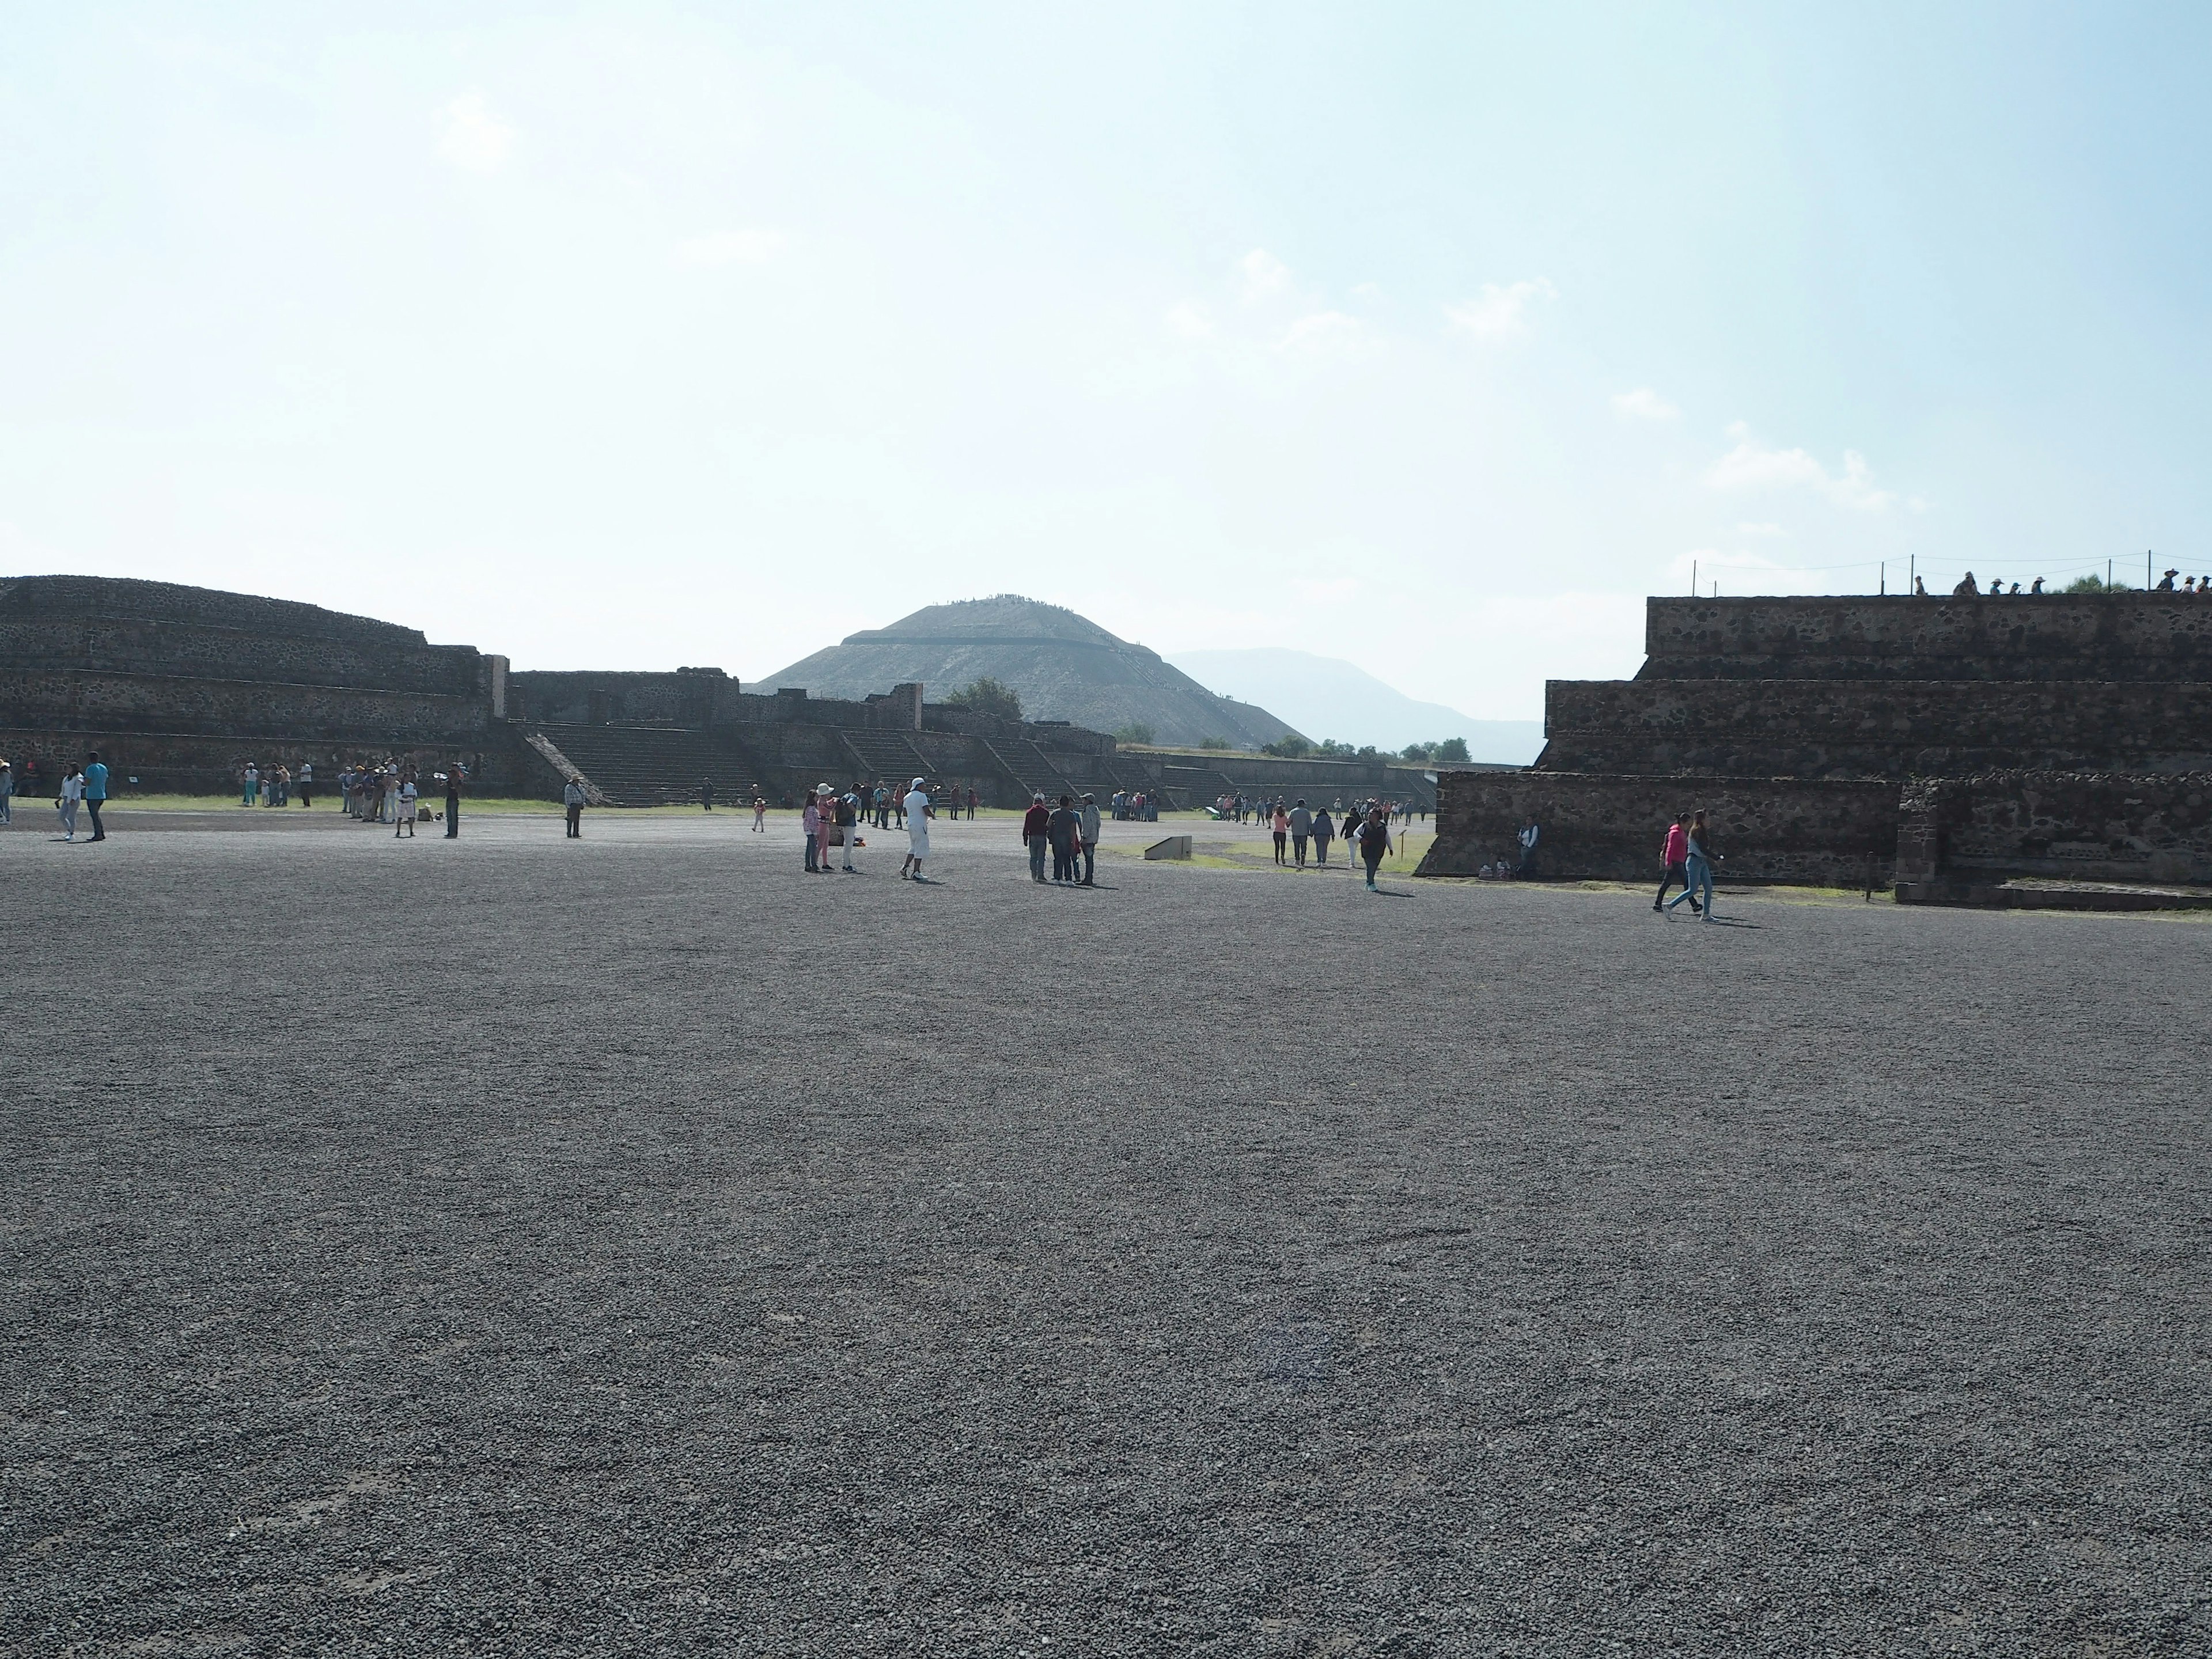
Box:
1421;593;2212;894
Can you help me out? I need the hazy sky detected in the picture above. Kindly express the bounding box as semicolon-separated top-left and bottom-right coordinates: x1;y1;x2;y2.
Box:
5;5;2207;717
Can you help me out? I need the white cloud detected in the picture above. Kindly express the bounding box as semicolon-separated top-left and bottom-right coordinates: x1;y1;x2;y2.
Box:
1444;278;1556;340
671;228;790;268
1736;521;1786;536
1706;423;1894;511
1611;387;1679;421
1276;310;1373;355
1165;300;1214;339
438;92;515;174
1238;248;1291;304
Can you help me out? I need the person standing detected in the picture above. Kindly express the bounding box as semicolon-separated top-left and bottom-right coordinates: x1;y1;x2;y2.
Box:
1355;806;1392;890
1654;813;1699;914
801;791;822;872
1022;793;1050;882
396;772;418;836
445;763;464;839
901;777;932;881
966;785;979;821
82;751;109;842
1289;800;1312;868
813;785;835;872
1078;793;1101;887
241;762;258;807
563;776;586;838
837;787;860;872
0;758;12;825
1047;795;1080;883
1311;805;1334;867
298;760;313;808
752;792;767;831
57;766;83;840
1271;801;1290;865
699;777;715;812
1665;810;1718;920
1517;815;1540;877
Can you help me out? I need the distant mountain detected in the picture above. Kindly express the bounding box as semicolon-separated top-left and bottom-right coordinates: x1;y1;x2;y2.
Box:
1168;647;1543;763
759;596;1302;748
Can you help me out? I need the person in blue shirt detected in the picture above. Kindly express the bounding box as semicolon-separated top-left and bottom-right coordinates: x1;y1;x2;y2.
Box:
82;750;109;842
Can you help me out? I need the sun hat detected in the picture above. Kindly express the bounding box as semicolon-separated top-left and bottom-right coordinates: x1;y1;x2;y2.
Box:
911;777;925;789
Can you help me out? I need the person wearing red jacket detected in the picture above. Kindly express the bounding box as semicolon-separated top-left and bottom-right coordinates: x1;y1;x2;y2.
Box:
1021;794;1050;882
1654;813;1700;914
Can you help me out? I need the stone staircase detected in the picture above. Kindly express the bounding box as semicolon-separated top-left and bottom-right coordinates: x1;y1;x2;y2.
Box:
525;724;773;807
836;726;936;789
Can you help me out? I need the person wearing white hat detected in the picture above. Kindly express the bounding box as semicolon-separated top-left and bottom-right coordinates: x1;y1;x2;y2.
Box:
900;777;931;880
813;785;835;873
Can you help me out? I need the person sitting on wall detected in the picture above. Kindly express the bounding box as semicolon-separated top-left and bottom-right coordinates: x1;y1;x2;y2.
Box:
2157;568;2179;590
1952;572;1980;596
1914;576;1929;596
2030;577;2045;594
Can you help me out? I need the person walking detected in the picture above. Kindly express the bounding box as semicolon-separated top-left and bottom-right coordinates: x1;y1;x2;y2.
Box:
1289;800;1312;868
82;751;109;842
396;772;418;836
563;776;586;838
1078;794;1101;886
1271;801;1290;865
0;759;12;825
444;763;464;838
1654;813;1700;914
1022;793;1050;882
699;777;715;812
57;766;83;840
801;790;823;872
1311;805;1334;867
1355;805;1392;890
1517;815;1540;877
900;777;931;880
836;787;860;872
1664;810;1718;920
1047;795;1080;883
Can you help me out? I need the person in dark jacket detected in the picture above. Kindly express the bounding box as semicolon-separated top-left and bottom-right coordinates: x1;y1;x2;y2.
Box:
1047;796;1081;883
1021;794;1051;882
1310;806;1335;866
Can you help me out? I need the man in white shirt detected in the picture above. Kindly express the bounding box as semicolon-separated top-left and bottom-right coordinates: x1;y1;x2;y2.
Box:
900;778;931;881
1517;816;1540;877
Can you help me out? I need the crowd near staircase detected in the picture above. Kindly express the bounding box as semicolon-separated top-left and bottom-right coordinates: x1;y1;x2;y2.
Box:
524;724;771;807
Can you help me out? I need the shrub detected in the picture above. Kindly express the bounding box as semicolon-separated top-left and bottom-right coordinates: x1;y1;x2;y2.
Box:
1260;734;1312;758
1434;737;1470;763
2065;574;2133;593
1198;735;1231;751
1112;722;1156;745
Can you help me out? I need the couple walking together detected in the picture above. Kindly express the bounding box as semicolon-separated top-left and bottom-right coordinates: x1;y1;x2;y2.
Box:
1656;810;1718;919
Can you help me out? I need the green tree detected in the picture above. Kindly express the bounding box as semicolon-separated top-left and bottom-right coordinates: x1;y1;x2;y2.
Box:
1401;741;1435;762
945;676;1023;721
1434;737;1471;764
1112;722;1156;745
1198;735;1232;751
2065;574;2132;592
1261;734;1312;758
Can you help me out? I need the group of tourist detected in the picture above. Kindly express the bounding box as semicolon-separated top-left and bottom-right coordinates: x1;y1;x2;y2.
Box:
1931;570;2212;596
797;779;938;878
1021;793;1101;885
1109;791;1157;821
236;761;310;807
3;750;109;842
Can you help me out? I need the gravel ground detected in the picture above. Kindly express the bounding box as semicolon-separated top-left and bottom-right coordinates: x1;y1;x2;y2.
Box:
3;809;2207;1656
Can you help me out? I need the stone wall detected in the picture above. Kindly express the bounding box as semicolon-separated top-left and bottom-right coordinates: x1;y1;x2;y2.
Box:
1416;770;1899;886
1643;594;2212;680
509;668;738;729
0;670;492;744
1895;771;2212;885
0;726;524;797
1544;678;2212;778
0;575;434;647
0;616;484;695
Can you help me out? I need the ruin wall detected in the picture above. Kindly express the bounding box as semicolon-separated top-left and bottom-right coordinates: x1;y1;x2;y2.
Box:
1416;771;1899;886
1894;771;2212;886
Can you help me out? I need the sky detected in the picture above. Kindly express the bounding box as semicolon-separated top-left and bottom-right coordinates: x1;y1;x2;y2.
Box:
4;4;2209;719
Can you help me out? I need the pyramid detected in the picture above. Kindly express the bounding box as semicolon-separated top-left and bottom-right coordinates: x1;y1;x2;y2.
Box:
759;596;1300;748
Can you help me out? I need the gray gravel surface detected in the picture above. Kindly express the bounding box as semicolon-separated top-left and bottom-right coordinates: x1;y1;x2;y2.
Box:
3;811;2208;1656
